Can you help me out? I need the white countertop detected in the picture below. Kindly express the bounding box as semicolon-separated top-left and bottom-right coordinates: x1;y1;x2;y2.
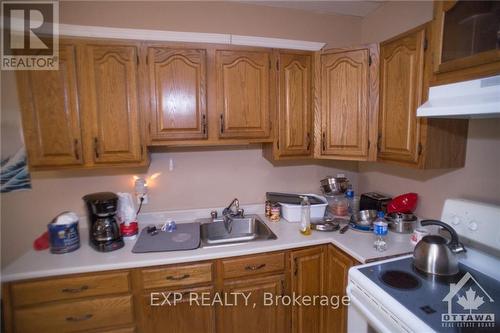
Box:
1;205;416;282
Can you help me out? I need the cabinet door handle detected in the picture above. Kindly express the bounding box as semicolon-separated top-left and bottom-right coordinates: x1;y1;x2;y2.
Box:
93;137;100;158
245;263;266;271
166;274;190;281
220;114;224;134
202;114;207;135
66;314;93;322
377;134;382;152
73;139;80;160
322;132;326;151
306;132;311;151
61;285;89;293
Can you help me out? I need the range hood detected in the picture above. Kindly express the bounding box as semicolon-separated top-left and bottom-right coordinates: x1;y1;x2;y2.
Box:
417;75;500;118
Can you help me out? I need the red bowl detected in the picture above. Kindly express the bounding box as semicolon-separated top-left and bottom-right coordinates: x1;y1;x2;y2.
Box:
387;193;418;213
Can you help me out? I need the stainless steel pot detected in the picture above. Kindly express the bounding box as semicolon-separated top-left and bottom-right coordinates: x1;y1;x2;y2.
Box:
386;212;417;234
350;209;378;226
413;220;466;276
320;176;350;196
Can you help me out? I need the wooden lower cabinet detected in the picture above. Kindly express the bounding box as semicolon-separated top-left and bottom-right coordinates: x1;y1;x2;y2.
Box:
220;274;286;333
2;245;358;333
140;286;215;333
290;246;325;333
324;245;358;333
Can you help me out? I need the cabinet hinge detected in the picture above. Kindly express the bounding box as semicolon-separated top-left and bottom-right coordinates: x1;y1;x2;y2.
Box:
418;142;423;156
424;38;428;51
368;55;372;66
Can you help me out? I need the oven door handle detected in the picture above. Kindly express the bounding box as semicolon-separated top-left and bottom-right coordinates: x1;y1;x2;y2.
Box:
347;285;395;333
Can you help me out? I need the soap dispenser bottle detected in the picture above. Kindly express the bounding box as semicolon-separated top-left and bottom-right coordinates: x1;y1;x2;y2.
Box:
300;196;311;236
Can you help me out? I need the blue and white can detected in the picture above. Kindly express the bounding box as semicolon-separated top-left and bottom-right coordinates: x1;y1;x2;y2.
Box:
48;212;80;254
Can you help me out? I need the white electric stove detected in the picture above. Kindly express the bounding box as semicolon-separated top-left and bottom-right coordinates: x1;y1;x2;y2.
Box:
347;199;500;333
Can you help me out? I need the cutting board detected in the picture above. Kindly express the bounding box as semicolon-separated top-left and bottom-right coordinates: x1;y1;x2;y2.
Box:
132;222;200;253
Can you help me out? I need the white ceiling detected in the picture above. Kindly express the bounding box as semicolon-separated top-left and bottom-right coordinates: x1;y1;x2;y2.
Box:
239;1;385;17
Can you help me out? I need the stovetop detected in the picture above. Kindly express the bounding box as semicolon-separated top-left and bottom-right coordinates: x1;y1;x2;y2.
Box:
359;257;500;332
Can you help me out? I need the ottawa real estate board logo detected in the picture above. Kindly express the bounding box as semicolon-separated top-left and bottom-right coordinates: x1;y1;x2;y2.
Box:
1;0;59;70
442;272;496;329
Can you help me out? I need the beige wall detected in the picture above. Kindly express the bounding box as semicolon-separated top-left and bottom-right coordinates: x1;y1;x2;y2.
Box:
60;1;362;48
360;1;433;43
0;2;361;267
358;1;500;218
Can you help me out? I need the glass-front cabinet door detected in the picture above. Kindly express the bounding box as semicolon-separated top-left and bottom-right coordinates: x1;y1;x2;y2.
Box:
433;0;500;78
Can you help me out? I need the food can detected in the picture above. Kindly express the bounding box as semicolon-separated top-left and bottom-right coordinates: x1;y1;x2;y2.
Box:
265;201;272;217
47;221;80;254
270;204;281;222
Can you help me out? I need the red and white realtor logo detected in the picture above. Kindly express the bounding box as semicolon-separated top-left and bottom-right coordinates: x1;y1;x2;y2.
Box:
1;0;59;70
442;272;495;329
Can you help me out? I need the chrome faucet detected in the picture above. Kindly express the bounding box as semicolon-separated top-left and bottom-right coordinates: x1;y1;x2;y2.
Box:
221;198;244;233
223;198;244;218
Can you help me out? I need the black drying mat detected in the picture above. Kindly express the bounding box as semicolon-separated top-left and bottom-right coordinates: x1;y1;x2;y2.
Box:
132;222;200;253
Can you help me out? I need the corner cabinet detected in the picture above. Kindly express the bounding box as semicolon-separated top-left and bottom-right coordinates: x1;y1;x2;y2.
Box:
146;46;208;141
263;51;313;160
216;50;272;139
16;43;84;168
316;45;379;161
432;0;500;85
83;43;144;164
17;39;148;169
378;28;425;165
378;25;468;169
290;246;325;333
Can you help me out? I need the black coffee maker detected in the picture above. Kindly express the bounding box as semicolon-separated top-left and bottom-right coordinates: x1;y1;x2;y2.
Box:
83;192;124;252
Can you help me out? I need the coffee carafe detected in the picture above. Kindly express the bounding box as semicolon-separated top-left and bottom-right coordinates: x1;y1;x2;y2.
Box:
83;192;124;252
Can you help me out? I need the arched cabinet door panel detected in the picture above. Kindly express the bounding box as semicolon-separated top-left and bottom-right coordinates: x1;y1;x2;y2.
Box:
147;47;207;141
83;44;143;164
378;28;425;164
216;50;271;139
320;49;370;159
17;43;83;167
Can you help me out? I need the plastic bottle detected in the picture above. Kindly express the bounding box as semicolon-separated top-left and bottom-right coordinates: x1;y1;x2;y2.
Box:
300;196;311;236
345;189;355;214
373;211;388;252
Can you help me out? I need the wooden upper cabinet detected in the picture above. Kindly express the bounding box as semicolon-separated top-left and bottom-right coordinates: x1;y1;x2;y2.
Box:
147;47;207;141
84;44;143;164
319;47;375;160
216;50;271;139
432;0;500;84
17;43;83;168
291;246;325;333
277;52;312;157
378;27;425;165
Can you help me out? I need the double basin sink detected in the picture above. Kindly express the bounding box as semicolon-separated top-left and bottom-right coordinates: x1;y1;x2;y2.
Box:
198;214;277;247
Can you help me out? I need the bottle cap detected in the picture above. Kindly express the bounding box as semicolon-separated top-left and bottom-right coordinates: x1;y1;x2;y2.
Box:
377;211;385;218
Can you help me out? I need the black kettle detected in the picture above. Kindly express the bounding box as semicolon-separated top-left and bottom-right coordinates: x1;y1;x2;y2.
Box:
413;220;466;276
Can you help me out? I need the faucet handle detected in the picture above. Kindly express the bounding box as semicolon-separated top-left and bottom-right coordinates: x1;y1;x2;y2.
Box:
237;208;244;217
210;210;218;219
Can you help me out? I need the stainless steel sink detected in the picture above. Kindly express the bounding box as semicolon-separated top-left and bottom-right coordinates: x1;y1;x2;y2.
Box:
199;215;277;247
